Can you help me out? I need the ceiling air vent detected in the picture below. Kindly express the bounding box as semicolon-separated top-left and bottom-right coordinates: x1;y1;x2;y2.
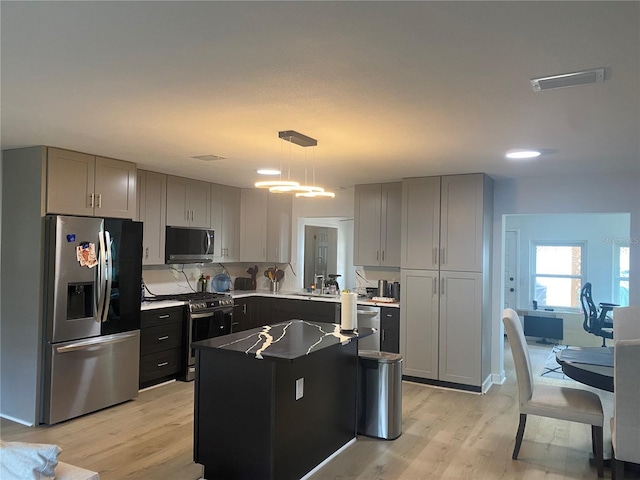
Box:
530;68;605;92
192;154;226;161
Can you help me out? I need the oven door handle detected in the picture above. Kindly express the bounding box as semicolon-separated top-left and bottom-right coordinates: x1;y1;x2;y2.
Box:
190;311;219;319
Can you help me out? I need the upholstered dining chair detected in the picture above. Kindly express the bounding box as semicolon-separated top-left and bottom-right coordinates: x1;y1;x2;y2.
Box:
502;308;605;477
611;338;640;479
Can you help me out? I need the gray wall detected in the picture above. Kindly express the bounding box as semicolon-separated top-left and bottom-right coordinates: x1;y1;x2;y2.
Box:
1;147;46;425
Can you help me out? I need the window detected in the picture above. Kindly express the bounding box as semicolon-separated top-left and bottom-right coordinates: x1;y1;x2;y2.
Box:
532;243;585;309
614;245;630;307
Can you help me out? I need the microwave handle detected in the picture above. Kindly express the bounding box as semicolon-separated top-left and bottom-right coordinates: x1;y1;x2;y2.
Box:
205;231;213;254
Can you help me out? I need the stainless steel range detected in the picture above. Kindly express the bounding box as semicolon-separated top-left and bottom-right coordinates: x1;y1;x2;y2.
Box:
148;292;233;381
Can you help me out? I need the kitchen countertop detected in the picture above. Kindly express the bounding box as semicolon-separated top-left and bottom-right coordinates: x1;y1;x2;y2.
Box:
140;299;186;310
230;289;401;308
192;319;375;360
140;290;400;310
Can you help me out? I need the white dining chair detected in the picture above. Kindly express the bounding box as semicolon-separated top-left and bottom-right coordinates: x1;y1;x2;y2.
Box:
611;335;640;479
502;308;605;477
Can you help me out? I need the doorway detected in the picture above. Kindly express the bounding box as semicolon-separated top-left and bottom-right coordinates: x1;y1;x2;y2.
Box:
303;226;338;289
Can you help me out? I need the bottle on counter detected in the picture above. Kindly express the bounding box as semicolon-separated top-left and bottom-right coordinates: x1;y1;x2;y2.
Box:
204;275;210;293
198;274;206;292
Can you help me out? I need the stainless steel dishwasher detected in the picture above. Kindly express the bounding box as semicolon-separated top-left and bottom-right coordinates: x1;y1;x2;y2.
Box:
356;305;381;351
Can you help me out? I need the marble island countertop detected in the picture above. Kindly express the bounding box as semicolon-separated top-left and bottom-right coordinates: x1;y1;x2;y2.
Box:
192;320;376;361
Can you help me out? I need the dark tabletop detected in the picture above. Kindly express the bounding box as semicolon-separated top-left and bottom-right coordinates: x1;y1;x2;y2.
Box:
192;320;376;361
556;346;614;392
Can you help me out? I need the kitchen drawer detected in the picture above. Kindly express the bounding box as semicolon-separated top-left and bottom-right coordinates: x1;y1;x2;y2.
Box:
140;322;183;355
141;306;185;328
139;348;182;386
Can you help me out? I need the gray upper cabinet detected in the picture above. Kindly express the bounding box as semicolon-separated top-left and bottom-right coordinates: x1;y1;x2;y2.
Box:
266;193;292;264
354;182;401;267
211;183;241;262
401;177;440;269
166;176;210;228
440;175;487;273
240;189;267;262
47;147;136;219
401;174;489;272
137;170;167;265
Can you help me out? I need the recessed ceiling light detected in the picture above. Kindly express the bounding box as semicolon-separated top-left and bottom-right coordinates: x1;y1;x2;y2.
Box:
505;149;542;160
257;168;281;176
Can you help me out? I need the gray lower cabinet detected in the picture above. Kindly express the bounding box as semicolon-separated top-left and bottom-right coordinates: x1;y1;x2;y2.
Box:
139;306;185;388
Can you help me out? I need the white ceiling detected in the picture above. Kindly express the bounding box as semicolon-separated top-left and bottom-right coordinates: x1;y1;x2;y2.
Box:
2;1;639;190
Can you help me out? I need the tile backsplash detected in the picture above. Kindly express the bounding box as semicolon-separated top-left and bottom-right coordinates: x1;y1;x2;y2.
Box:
142;262;299;296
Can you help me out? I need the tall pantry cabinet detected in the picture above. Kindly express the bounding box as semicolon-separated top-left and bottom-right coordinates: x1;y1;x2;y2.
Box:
400;174;493;392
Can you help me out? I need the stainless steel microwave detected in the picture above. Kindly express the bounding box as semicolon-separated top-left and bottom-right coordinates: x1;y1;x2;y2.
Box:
165;226;214;264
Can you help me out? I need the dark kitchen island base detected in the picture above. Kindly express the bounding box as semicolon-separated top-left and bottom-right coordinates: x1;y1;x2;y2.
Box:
193;321;372;480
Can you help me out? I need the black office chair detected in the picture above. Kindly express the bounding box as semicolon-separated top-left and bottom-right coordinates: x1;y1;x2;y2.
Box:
581;282;617;347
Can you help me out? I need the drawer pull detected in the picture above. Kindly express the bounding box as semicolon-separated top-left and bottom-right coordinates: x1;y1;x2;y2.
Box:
158;314;170;319
157;362;169;367
158;335;169;341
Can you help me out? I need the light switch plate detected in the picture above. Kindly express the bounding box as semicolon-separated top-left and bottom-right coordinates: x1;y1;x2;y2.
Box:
295;378;304;400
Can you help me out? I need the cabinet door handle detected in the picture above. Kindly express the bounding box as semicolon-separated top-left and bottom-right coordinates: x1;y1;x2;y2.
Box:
441;278;445;296
158;314;170;319
433;277;437;295
242;304;247;314
158;336;169;341
145;247;149;259
433;247;438;266
89;193;94;208
97;194;102;208
382;330;386;341
376;250;379;261
191;210;194;222
157;362;169;367
382;250;385;262
386;313;393;318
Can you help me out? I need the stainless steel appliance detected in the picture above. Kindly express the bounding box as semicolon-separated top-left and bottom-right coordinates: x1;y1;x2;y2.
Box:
165;226;215;264
182;293;234;381
357;305;381;351
42;215;143;425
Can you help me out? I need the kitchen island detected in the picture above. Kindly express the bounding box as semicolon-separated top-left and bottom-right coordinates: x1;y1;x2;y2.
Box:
192;320;375;480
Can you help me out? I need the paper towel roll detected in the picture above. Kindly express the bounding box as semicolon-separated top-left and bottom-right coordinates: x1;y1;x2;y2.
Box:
341;292;357;331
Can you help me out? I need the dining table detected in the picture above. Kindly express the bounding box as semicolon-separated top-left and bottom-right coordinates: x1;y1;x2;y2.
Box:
555;346;614;392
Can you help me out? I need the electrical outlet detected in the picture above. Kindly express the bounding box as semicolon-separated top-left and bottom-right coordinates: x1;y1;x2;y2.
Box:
295;378;304;400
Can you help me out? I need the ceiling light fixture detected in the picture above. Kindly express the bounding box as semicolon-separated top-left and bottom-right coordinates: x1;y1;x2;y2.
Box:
257;168;281;175
278;130;317;147
255;180;300;189
505;149;542;160
263;131;334;199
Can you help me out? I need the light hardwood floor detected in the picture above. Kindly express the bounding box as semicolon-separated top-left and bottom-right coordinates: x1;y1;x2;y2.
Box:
1;341;636;479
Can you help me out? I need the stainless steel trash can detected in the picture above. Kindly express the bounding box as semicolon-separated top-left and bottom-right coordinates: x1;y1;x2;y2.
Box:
357;350;403;440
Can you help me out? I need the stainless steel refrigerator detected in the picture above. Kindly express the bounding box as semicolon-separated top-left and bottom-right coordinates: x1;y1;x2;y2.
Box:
42;215;143;424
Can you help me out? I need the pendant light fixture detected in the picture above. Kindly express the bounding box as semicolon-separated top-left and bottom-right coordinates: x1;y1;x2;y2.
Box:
263;130;334;199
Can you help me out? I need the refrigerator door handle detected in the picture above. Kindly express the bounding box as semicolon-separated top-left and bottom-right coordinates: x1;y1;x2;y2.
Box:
96;230;107;323
102;230;113;323
55;332;139;353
